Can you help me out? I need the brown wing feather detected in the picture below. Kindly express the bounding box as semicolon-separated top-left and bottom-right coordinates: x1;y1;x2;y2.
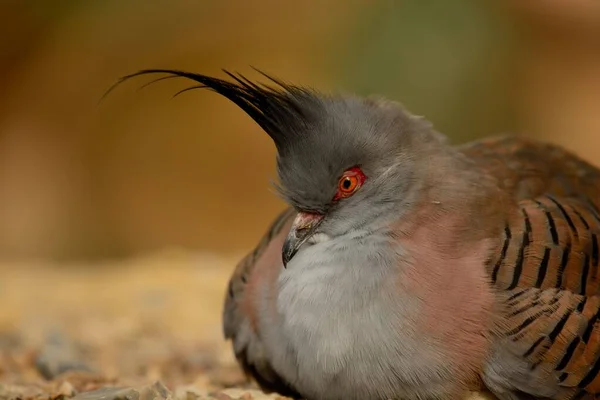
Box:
460;136;600;399
490;196;600;295
222;207;300;398
490;196;600;399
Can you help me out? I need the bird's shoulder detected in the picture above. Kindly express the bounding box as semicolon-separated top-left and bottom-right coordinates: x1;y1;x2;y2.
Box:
457;135;600;294
457;134;600;202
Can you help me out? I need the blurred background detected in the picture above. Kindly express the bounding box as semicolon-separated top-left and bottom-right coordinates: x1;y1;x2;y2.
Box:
0;1;599;397
0;0;599;261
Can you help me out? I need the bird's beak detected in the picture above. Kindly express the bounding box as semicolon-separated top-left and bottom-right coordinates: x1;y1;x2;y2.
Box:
282;211;324;267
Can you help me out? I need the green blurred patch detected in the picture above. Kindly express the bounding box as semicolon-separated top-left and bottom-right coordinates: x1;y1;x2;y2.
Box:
337;0;518;143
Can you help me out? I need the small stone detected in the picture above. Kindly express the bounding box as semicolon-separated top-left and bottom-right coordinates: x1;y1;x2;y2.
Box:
56;381;76;397
36;332;94;380
70;381;172;400
173;384;207;400
208;393;234;400
70;387;138;400
138;381;172;400
0;382;47;400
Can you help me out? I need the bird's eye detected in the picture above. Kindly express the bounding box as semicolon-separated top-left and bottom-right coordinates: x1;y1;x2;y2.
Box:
333;167;366;201
339;176;358;193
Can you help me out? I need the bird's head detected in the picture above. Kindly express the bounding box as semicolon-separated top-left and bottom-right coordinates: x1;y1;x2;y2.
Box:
105;69;452;266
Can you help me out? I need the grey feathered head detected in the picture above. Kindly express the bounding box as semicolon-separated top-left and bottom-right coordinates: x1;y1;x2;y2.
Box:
105;69;444;242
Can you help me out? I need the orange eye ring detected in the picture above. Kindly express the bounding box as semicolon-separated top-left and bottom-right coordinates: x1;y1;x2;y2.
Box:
333;167;366;201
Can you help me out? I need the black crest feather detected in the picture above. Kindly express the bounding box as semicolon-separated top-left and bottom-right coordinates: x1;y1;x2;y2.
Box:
102;68;319;150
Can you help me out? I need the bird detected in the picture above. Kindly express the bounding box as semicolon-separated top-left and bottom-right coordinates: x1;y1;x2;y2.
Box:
106;69;600;400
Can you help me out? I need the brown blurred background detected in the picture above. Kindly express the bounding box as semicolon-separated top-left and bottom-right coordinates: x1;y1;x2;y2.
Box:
0;0;599;262
1;2;600;398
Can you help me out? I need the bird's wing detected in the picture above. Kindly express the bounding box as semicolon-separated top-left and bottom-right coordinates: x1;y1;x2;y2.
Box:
486;195;600;400
222;206;301;398
460;136;600;399
490;195;600;295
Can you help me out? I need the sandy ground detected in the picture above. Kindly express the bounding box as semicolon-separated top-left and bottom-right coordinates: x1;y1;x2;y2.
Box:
0;249;492;400
0;249;280;399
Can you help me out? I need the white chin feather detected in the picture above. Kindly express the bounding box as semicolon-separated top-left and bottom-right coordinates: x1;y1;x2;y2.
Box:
308;233;330;244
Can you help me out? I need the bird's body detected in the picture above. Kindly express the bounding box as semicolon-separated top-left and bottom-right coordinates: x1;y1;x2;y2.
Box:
226;135;600;400
107;69;600;400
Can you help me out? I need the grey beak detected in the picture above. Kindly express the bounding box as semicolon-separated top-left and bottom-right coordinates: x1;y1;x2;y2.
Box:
282;212;324;267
